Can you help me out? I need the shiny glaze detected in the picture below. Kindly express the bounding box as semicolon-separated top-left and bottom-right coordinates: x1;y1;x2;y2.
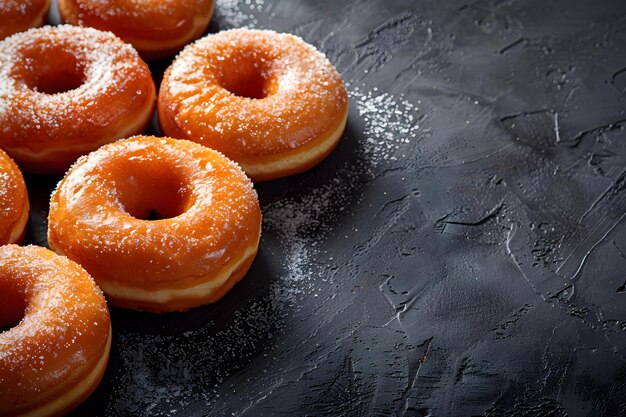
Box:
0;245;110;416
0;149;28;245
58;0;215;59
48;136;262;312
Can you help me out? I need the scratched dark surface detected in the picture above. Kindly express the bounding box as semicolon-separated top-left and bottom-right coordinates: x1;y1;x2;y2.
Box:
23;0;626;416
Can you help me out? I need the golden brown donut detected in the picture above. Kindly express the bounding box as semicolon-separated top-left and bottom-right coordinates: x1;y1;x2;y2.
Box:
0;0;50;41
158;29;349;181
0;245;111;417
48;135;262;313
0;148;29;245
58;0;215;60
0;25;156;174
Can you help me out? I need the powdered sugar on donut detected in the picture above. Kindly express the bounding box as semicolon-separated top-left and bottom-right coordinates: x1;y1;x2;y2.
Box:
0;25;153;152
0;245;109;401
160;29;348;157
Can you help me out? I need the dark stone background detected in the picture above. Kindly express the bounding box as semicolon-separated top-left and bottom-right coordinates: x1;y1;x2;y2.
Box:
29;0;626;415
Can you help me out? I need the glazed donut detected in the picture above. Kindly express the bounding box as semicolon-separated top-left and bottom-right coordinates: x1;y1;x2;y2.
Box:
0;25;156;174
58;0;215;60
0;0;50;41
158;29;349;181
0;245;111;417
48;135;262;313
0;149;29;245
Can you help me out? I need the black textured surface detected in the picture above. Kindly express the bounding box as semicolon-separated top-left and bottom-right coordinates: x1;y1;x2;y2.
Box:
27;0;626;416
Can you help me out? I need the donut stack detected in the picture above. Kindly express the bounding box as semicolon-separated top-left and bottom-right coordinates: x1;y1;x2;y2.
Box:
0;3;348;416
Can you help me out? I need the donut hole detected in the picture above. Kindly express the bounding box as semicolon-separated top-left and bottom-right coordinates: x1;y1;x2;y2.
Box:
218;50;272;99
35;67;85;94
23;49;86;94
116;163;192;221
0;282;27;333
221;69;268;99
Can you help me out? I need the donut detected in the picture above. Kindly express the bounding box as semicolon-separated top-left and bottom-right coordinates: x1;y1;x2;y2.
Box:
0;25;156;174
58;0;215;60
0;245;111;417
0;0;50;41
47;135;262;313
158;29;349;181
0;149;29;245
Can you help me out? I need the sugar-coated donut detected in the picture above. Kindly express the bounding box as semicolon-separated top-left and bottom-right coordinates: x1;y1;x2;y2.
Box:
48;135;262;313
0;245;111;417
58;0;215;60
0;25;156;174
0;149;29;245
0;0;50;41
158;29;349;181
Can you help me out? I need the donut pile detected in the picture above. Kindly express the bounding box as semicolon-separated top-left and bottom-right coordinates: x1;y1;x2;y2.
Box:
0;1;348;415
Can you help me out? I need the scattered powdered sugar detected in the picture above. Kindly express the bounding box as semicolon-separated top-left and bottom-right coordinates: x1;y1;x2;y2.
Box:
349;84;421;166
262;172;366;300
261;85;421;296
214;0;265;28
109;294;285;416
